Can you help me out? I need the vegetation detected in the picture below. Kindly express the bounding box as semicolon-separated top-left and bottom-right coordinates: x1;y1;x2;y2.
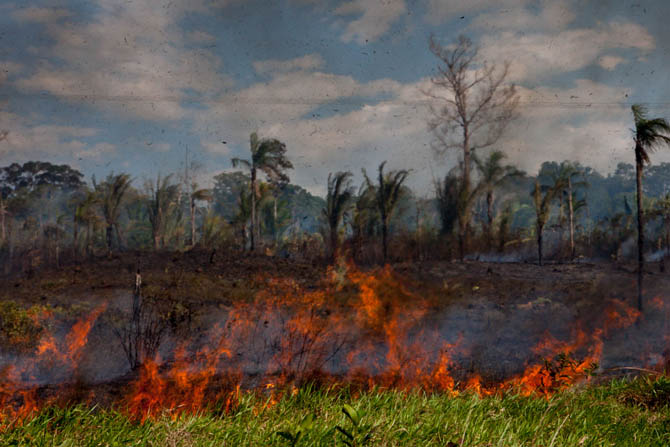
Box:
323;171;355;261
363;162;409;263
2;379;669;446
425;35;519;260
231;132;293;252
631;104;670;310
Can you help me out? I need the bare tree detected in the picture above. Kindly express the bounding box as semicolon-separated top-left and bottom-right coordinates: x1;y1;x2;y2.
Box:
425;35;519;260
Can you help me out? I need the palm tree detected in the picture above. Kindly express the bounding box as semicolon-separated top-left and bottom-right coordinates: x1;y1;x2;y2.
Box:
532;179;562;266
631;104;670;310
364;161;409;263
234;188;252;250
323;171;355;261
74;190;100;259
188;184;212;246
145;174;180;250
94;173;132;255
231;132;293;252
547;162;587;260
473;150;521;251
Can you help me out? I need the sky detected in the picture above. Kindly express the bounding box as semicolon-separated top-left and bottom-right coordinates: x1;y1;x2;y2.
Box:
0;0;669;196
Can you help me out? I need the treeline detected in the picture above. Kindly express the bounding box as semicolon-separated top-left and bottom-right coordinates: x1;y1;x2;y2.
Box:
2;150;670;274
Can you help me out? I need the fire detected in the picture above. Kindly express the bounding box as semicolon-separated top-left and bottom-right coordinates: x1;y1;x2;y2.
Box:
0;303;106;426
1;262;668;425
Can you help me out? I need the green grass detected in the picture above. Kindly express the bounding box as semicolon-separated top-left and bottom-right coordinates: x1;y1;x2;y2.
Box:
2;378;669;446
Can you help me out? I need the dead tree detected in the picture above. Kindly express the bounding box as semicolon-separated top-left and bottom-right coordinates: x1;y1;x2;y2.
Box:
425;35;519;260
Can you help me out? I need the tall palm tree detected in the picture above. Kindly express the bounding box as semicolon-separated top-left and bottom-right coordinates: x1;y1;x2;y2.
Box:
631;104;670;310
473;150;521;251
188;184;212;246
323;171;355;261
145;174;180;250
231;132;293;252
364;161;409;263
94;173;132;255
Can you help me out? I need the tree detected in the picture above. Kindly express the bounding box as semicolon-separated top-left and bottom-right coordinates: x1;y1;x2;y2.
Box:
631;104;670;311
73;189;100;259
323;171;355;261
0;161;84;199
145;174;180;250
653;193;670;256
231;132;293;252
363;161;409;263
532;179;562;266
435;171;461;237
540;162;588;260
234;188;252;250
425;35;519;260
473;150;521;251
94;173;132;254
188;185;212;246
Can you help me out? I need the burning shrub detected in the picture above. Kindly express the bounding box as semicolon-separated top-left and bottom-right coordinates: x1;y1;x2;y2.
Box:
110;284;196;371
0;301;47;352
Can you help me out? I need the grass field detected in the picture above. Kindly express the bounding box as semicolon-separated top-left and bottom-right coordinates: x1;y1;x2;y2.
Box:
2;376;669;446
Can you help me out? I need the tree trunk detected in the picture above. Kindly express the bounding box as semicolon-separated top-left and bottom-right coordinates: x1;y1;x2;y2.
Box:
190;198;196;246
106;225;113;256
86;222;91;258
460;126;471;261
0;200;6;246
486;190;493;252
537;224;544;266
568;177;575;260
273;196;278;245
250;169;256;252
635;148;645;312
73;211;78;262
382;219;388;264
330;225;338;263
115;225;124;252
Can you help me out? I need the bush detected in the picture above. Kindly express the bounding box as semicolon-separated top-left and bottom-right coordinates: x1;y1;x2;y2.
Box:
0;301;46;352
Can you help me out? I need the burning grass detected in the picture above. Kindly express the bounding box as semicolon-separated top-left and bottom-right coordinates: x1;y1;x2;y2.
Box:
1;256;669;440
1;379;670;446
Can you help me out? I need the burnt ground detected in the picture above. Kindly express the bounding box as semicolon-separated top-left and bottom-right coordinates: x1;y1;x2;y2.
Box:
2;249;664;310
1;251;669;403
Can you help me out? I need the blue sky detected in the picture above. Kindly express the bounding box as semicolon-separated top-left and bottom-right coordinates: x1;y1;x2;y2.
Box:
0;0;668;195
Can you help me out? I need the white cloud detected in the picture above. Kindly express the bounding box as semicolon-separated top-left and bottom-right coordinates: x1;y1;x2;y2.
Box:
75;142;117;161
424;0;532;25
478;21;654;81
253;54;325;75
598;55;625;71
497;80;634;175
13;0;233;121
470;0;575;32
0;111;113;163
12;7;71;22
335;0;407;44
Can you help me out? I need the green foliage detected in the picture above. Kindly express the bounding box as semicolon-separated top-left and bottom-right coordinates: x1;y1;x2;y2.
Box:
276;414;316;446
335;404;376;447
0;301;45;352
0;161;85;199
3;380;670;446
